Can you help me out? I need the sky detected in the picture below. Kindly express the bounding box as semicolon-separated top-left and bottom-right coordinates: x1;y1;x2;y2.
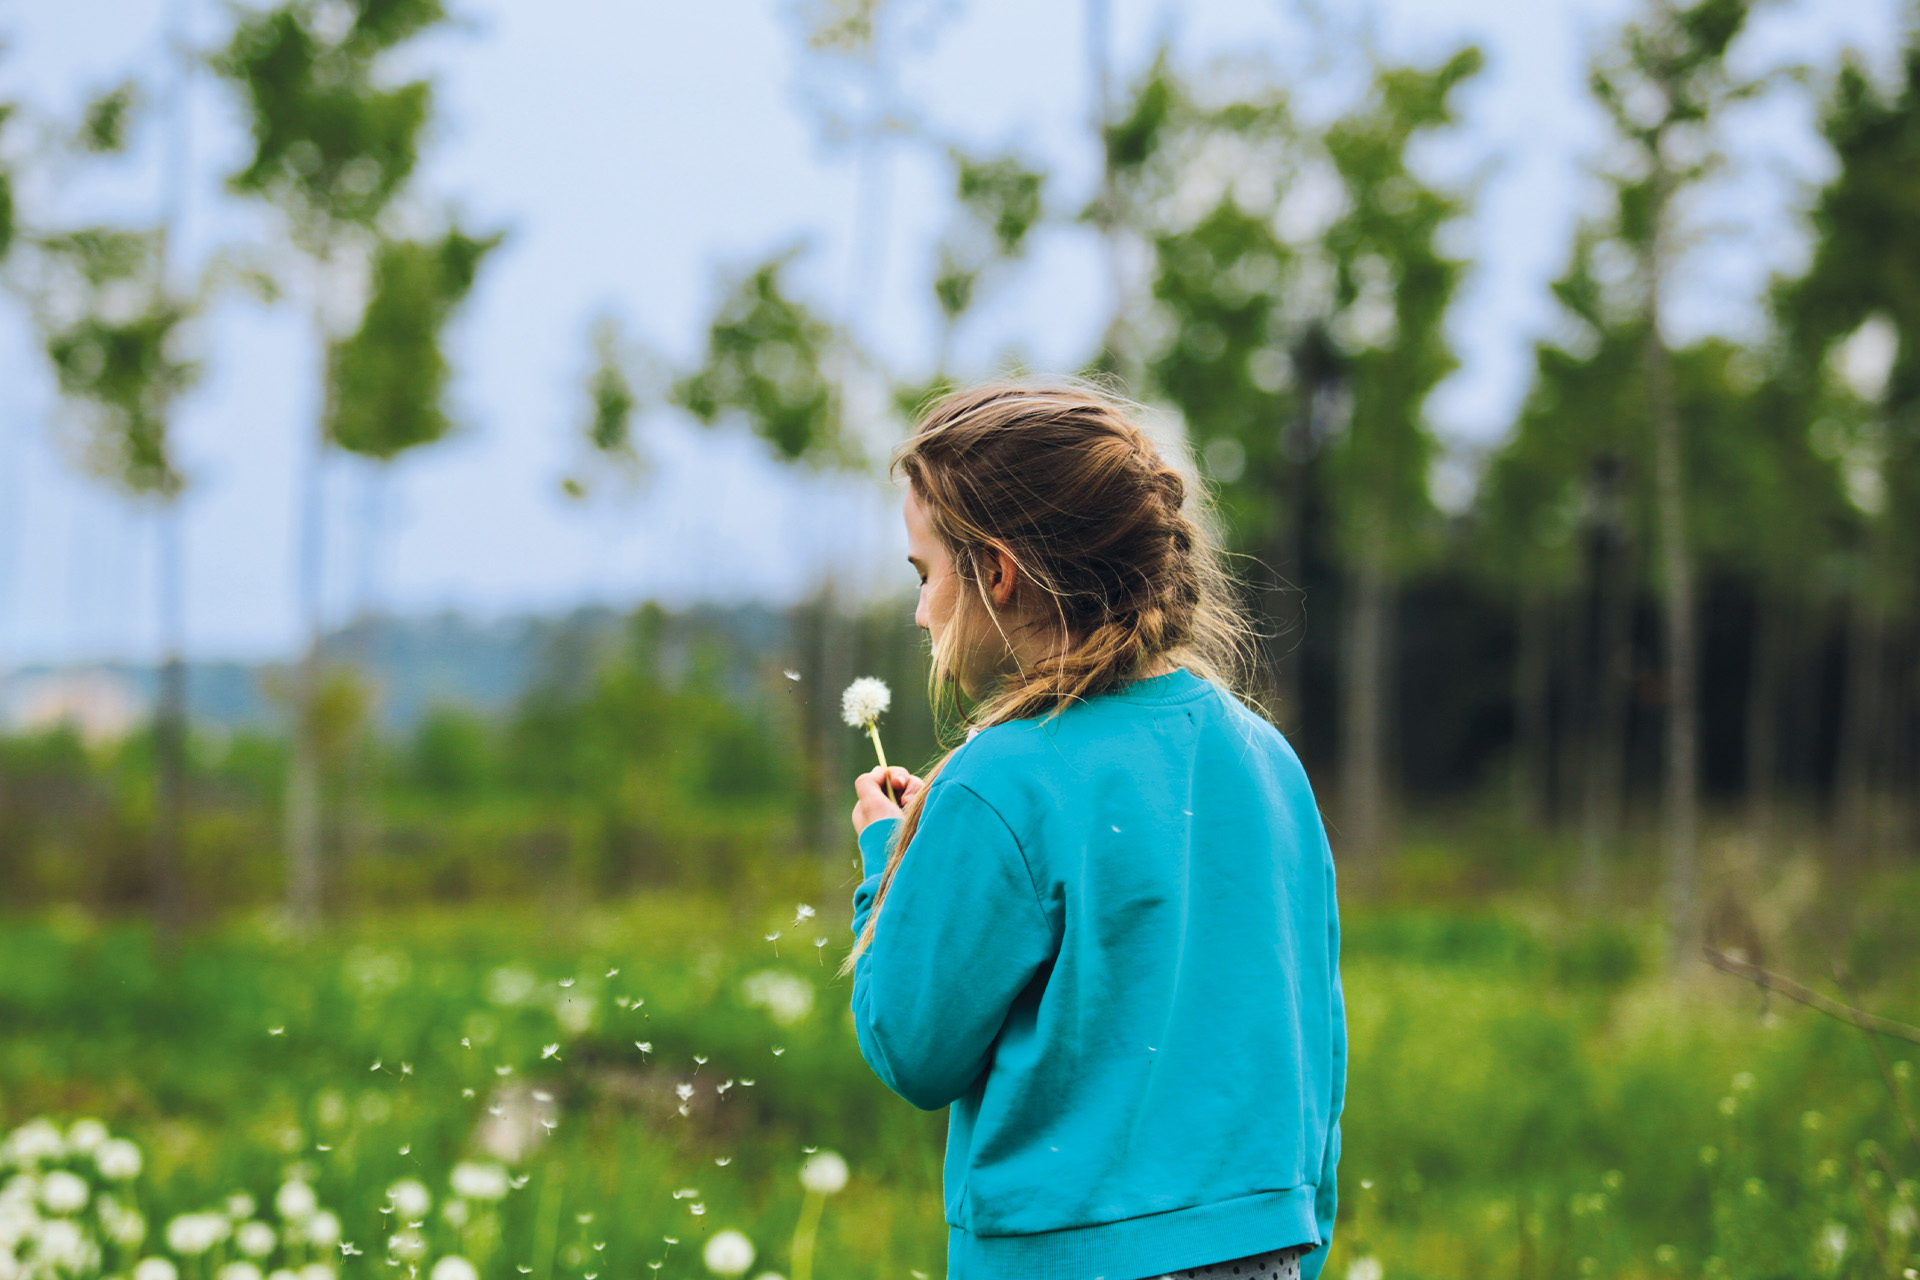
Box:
0;0;1905;667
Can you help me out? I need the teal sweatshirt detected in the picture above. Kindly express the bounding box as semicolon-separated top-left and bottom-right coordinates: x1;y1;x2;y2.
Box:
850;667;1346;1280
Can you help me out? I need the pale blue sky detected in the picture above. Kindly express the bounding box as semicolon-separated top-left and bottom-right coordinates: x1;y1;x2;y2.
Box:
0;0;1903;665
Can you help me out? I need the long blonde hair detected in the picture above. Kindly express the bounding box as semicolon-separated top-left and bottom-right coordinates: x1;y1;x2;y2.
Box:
838;379;1270;978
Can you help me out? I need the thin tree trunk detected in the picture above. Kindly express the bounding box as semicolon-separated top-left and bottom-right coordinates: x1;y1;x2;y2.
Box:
1580;507;1633;895
1744;586;1785;852
1513;588;1551;831
150;0;193;952
1340;525;1392;867
286;285;332;929
1645;154;1699;967
152;501;187;949
1834;573;1884;865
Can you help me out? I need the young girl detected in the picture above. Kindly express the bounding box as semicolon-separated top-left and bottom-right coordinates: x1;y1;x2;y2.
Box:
842;382;1346;1280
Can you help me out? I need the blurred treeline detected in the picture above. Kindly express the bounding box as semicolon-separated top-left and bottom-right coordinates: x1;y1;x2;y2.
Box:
3;0;1920;952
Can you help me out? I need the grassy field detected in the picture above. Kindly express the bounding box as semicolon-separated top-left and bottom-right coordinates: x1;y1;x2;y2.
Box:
2;855;1917;1280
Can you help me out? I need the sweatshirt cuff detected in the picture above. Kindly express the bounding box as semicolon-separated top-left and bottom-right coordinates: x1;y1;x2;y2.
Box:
857;816;901;879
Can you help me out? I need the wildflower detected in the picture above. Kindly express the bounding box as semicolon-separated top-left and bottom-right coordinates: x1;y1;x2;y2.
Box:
702;1230;755;1276
219;1263;265;1280
37;1219;97;1272
5;1120;66;1165
66;1120;108;1154
798;1152;848;1196
389;1181;431;1220
134;1259;180;1280
238;1222;278;1258
100;1196;148;1246
741;971;814;1027
168;1213;231;1256
449;1163;508;1202
227;1194;257;1220
277;1182;319;1222
308;1212;342;1249
442;1201;469;1229
41;1171;89;1215
430;1258;478;1280
389;1229;428;1262
841;678;897;797
1346;1260;1384;1280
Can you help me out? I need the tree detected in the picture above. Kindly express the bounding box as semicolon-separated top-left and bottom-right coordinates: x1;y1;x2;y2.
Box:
215;0;473;926
1777;34;1920;864
1589;0;1761;963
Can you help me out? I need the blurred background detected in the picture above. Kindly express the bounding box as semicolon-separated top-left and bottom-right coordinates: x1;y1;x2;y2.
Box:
3;0;1919;1276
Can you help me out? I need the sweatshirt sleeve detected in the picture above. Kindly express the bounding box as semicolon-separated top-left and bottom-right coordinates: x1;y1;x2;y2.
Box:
1300;826;1346;1280
849;779;1058;1112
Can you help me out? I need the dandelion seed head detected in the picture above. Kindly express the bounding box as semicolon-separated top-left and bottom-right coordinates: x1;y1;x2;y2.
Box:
702;1229;755;1276
798;1151;848;1196
840;678;890;729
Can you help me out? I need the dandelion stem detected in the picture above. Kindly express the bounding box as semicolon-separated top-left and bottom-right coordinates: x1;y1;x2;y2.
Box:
791;1189;825;1280
866;724;896;802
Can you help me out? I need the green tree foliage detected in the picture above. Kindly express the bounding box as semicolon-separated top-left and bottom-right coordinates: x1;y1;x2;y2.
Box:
34;229;197;499
326;226;502;459
932;149;1045;328
214;0;442;243
672;251;847;465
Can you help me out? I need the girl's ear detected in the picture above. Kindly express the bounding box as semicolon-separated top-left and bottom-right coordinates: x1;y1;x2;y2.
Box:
987;544;1019;609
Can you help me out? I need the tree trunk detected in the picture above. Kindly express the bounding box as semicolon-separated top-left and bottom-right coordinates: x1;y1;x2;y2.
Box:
152;499;188;951
1579;507;1633;898
286;291;332;929
1744;587;1785;852
1512;588;1551;831
1340;526;1392;868
1833;574;1884;865
1645;164;1699;967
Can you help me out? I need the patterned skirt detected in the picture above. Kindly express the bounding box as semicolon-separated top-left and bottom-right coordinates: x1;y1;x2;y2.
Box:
1140;1244;1308;1280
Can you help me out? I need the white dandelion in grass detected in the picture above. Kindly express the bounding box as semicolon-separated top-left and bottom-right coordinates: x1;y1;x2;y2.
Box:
841;678;900;800
429;1258;478;1280
789;1151;848;1280
702;1230;754;1276
134;1258;179;1280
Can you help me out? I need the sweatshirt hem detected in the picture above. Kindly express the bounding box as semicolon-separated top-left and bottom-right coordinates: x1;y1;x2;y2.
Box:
946;1185;1320;1280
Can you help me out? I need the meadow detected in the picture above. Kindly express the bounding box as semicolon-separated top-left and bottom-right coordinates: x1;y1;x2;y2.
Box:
4;843;1916;1280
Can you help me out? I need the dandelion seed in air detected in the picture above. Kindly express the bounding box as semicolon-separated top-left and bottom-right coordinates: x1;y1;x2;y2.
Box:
318;1144;332;1152
401;1063;412;1075
636;1041;653;1054
693;1055;708;1069
371;1060;382;1071
461;1088;475;1099
739;1077;754;1086
558;978;574;988
270;1026;285;1036
516;1268;530;1275
542;1044;560;1060
771;1047;785;1056
675;1083;694;1101
842;677;898;800
714;1156;732;1166
461;1038;470;1048
793;904;815;924
688;1204;706;1217
782;669;800;681
495;1065;513;1076
399;1144;411;1155
813;937;828;964
576;1214;595;1226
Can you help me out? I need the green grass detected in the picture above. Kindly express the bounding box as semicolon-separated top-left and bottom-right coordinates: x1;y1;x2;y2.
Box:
2;867;1917;1280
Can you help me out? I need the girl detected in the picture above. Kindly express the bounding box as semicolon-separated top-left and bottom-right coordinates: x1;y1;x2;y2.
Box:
843;382;1346;1280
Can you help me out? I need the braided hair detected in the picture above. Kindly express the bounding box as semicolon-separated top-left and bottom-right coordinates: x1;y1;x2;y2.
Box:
839;379;1270;977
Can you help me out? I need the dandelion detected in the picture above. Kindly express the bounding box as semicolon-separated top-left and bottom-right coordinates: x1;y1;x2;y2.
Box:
6;1119;66;1164
676;1084;695;1102
167;1213;231;1256
389;1182;431;1221
430;1258;478;1280
449;1163;510;1202
702;1230;755;1277
300;1266;335;1280
793;905;815;925
41;1170;89;1214
96;1138;143;1181
219;1263;265;1280
238;1222;278;1258
1816;1222;1848;1269
388;1229;428;1262
134;1259;180;1280
798;1153;848;1196
1346;1260;1383;1280
67;1120;108;1153
308;1212;342;1249
841;678;898;799
277;1182;319;1222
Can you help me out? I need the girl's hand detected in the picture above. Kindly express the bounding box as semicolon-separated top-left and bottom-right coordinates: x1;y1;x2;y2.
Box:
852;765;924;836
